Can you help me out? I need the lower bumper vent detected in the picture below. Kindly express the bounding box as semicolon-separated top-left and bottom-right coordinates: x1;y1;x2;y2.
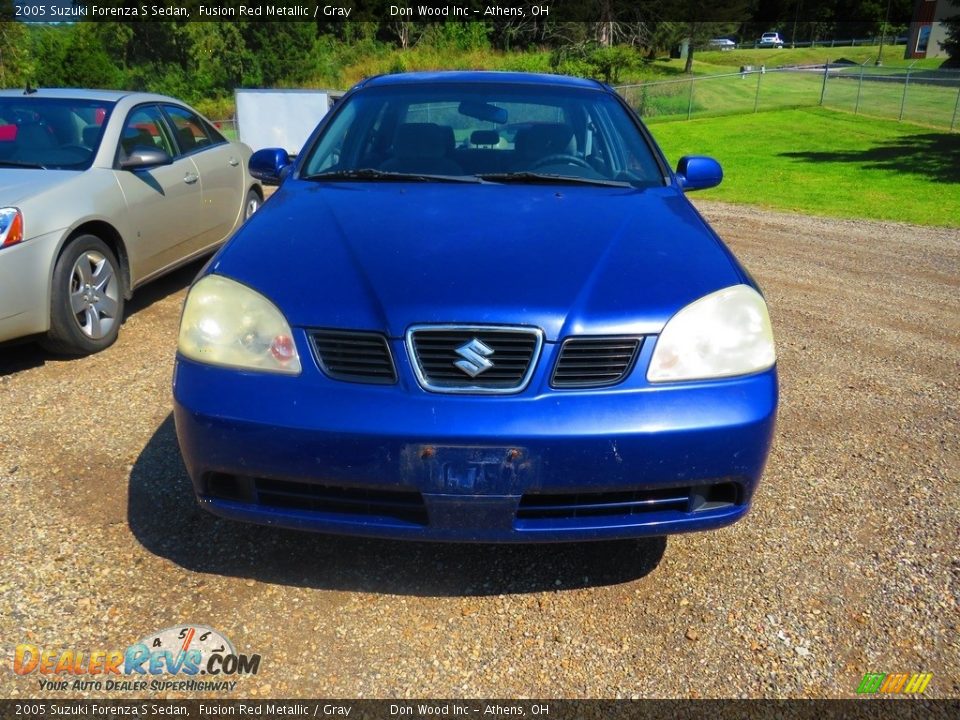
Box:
203;473;428;525
517;482;741;520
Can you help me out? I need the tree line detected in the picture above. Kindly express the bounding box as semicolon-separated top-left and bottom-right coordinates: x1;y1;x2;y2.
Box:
0;0;933;115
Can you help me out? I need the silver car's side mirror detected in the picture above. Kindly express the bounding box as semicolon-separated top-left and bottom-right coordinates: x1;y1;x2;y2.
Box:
121;147;173;170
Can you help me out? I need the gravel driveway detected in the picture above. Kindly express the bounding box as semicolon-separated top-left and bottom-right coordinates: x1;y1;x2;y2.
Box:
0;201;957;699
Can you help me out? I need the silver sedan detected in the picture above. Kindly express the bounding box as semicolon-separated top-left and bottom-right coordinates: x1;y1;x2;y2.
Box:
0;89;262;354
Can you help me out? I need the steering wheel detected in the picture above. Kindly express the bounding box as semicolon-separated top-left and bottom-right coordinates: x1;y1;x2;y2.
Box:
530;154;593;170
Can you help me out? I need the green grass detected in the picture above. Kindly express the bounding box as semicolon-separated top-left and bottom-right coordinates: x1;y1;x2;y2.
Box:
648;107;960;227
820;70;960;128
619;71;827;120
330;46;693;88
692;46;948;72
329;45;950;91
617;67;960;128
333;48;552;88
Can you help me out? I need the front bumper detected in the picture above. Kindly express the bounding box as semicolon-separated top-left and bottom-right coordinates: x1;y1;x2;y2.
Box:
0;230;61;342
173;342;778;543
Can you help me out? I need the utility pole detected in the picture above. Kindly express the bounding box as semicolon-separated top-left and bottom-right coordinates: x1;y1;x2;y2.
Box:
876;0;892;65
792;0;802;49
0;25;5;88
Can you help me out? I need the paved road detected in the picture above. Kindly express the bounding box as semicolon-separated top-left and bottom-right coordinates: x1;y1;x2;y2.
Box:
0;201;957;699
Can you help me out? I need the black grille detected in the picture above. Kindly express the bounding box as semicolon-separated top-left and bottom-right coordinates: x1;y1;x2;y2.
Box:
255;478;427;525
408;327;542;392
516;482;741;521
551;337;642;388
203;473;427;526
311;330;396;384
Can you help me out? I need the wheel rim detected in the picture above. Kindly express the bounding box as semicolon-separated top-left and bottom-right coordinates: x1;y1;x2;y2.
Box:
69;251;120;340
245;195;260;219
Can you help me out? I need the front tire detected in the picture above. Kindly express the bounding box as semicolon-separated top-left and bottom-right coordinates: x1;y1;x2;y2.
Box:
244;188;262;220
43;235;124;355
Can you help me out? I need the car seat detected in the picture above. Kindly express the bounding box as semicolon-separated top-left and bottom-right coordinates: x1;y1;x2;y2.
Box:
513;124;576;169
381;123;462;175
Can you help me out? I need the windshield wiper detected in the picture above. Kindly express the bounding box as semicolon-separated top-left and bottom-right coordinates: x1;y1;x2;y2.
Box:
304;168;483;183
477;172;632;188
0;160;47;169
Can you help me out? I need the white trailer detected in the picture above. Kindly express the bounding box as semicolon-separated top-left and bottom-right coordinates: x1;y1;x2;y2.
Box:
235;89;344;155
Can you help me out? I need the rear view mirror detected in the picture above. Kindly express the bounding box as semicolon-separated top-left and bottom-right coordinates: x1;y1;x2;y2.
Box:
120;147;172;170
676;155;723;191
458;101;508;125
250;148;292;185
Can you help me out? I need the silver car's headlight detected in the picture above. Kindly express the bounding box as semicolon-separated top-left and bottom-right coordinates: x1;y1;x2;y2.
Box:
0;208;23;248
648;284;775;382
178;274;301;375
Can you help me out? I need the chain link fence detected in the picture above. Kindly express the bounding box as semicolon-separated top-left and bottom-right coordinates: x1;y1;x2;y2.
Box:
615;64;960;131
210;119;238;141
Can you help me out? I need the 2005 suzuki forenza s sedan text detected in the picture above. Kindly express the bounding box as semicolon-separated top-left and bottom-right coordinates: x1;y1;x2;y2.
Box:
173;72;778;542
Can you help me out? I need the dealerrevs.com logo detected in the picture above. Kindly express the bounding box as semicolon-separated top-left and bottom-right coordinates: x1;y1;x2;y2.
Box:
13;625;261;692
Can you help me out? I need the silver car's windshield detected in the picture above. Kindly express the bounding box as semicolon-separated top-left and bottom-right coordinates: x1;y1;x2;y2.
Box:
0;98;115;170
301;84;666;187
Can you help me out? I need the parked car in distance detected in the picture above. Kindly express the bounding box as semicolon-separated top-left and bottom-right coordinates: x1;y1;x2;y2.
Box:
174;71;778;543
0;89;262;354
758;32;785;48
709;38;737;50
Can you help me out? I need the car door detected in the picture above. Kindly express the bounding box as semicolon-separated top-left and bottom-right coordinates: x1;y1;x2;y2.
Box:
112;104;205;282
163;104;246;249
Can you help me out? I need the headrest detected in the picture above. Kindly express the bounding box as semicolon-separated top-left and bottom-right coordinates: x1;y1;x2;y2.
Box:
81;125;101;147
178;127;196;151
392;123;454;159
470;130;500;146
122;127;154;153
15;123;55;149
514;123;575;158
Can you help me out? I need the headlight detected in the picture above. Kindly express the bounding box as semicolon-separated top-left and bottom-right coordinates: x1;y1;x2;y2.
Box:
178;274;301;375
648;284;775;382
0;208;24;248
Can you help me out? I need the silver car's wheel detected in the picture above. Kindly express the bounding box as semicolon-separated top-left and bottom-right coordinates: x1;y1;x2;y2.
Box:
43;235;125;356
244;189;262;220
69;250;121;339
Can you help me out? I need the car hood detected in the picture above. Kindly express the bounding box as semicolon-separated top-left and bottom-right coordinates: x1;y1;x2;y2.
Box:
212;181;746;340
0;168;79;206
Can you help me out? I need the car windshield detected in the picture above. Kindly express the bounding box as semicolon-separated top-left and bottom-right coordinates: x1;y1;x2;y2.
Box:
301;83;665;187
0;97;115;170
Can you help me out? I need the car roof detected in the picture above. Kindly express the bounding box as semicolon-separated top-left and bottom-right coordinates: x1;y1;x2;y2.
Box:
0;88;185;104
360;71;607;91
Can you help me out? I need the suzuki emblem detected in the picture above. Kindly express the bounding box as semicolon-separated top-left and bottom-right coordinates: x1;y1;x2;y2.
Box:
454;338;495;377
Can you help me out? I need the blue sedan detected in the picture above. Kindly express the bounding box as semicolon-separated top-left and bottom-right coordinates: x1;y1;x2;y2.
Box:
173;72;777;542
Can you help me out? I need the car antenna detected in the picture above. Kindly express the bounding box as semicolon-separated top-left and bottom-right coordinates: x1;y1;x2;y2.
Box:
24;83;37;95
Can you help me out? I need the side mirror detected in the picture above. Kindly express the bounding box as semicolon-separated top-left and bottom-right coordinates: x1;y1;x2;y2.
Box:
250;148;292;186
121;147;172;170
676;155;723;191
